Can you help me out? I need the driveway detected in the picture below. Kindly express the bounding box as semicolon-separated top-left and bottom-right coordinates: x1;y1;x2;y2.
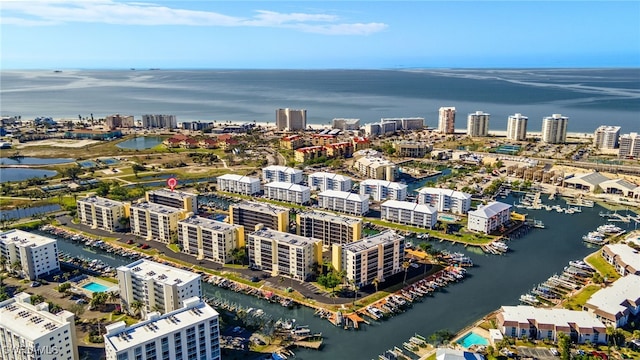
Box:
517;346;558;360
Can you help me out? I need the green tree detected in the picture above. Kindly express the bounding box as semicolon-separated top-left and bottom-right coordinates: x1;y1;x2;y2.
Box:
131;163;146;178
402;261;410;285
231;247;247;265
372;277;380;293
53;274;61;283
30;294;45;305
130;300;144;318
558;332;571;360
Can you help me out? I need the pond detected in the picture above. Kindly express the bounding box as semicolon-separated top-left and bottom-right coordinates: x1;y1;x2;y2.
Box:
0;204;62;220
0;157;74;165
0;168;58;183
116;136;164;150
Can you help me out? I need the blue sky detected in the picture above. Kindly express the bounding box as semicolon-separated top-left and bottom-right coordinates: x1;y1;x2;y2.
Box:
1;1;639;69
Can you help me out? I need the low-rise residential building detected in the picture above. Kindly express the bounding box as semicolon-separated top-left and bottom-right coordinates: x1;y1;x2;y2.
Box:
416;188;472;214
354;156;398;181
381;200;438;229
308;172;353;192
178;216;245;264
280;134;305;150
247;228;322;281
359;179;408;202
104;297;220;360
294;146;326;163
311;133;337;146
352;136;370;151
497;305;607;344
296;210;362;247
324;141;354;158
584;274;640;328
332;230;405;287
392;140;431;158
262;165;303;184
467;201;512;234
129;202;184;243
77;195;127;232
0;229;59;280
601;243;640;276
216;173;261;195
229;201;290;232
0;292;78;360
146;188;197;214
317;190;369;216
117;259;202;316
264;181;311;205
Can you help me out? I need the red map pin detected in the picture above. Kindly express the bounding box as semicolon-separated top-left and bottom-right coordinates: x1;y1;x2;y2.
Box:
167;177;178;191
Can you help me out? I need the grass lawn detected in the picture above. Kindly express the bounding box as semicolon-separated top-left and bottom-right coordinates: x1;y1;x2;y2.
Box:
167;243;180;253
585;252;621;281
563;284;601;310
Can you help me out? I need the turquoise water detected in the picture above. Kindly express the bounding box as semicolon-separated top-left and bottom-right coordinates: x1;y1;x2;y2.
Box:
457;332;490;348
440;215;456;222
82;282;109;293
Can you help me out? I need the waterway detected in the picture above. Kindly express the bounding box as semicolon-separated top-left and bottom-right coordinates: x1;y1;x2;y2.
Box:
0;168;58;183
116;136;164;150
51;194;637;359
1;204;62;220
0;157;74;165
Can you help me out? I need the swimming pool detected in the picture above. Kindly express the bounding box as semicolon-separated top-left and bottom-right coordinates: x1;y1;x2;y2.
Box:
82;282;110;293
440;215;457;222
457;332;489;348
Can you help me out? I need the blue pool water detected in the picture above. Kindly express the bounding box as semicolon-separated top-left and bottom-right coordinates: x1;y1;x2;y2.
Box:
440;215;456;222
82;282;110;293
457;332;489;348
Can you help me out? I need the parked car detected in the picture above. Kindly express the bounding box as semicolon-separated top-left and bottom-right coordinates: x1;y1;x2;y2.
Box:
30;282;41;288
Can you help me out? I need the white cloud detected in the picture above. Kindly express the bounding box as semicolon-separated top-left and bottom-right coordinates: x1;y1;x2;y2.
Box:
0;0;387;35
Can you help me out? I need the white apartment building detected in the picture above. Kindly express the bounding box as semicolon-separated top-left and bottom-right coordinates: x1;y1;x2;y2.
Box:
104;297;220;360
506;113;528;141
308;172;353;192
317;190;370;216
467;201;512;234
332;118;360;130
117;259;202;316
619;132;640;159
146;189;197;214
380;117;425;131
276;108;306;131
363;121;397;137
601;243;640;276
0;293;78;360
141;114;177;129
541;113;569;144
593;125;621;149
466;111;490;137
247;228;321;281
0;229;59;280
216;173;261;195
438;107;456;134
359;179;408;202
264;181;311;205
178;216;244;264
416;187;472;214
392;141;431;158
381;200;438;229
353;156;398;181
296;210;363;247
334;230;405;287
584;274;640;328
77;195;126;232
262;165;303;184
130;202;183;243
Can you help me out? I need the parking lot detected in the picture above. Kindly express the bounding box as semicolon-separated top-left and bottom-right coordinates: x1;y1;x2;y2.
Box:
517;346;558;360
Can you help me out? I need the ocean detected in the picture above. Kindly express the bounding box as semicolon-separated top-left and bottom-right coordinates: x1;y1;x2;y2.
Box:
1;68;639;133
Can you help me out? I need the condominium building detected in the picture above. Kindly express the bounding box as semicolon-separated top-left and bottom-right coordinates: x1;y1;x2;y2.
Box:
141;114;177;129
262;165;303;184
541;113;568;144
276;108;306;131
146;188;197;214
363;121;397;137
105;114;135;129
497;305;606;344
280;134;305;150
308;172;353;192
324;142;354;159
593;125;621;149
229;201;290;232
264;181;311;205
380;200;438;229
332;230;405;287
416;187;472;214
0;292;78;360
467;201;512;234
352;136;371;151
332;118;361;131
359;179;408;202
380;117;425;131
392;141;431;158
584;274;640;328
466;111;490;137
247;228;322;281
104;297;220;360
77;195;127;232
216;174;261;195
178;216;245;264
296;210;362;247
438;107;456;134
117;259;202;316
619;132;640;159
310;134;337;146
0;229;59;280
601;243;640;276
353;156;398;181
506;113;528;141
317;190;370;216
129;202;184;243
294;146;326;163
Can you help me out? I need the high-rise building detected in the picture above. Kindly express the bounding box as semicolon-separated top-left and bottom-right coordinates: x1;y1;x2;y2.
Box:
104;297;220;360
619;132;640;159
117;259;202;316
229;201;290;232
129;202;184;243
506;113;528;141
380;117;425;131
466;111;490;137
76;195;127;232
438;107;456;134
276;108;306;131
178;215;245;264
0;292;78;360
141;114;177;129
593;126;621;149
296;210;362;247
541;114;569;144
332;118;360;131
0;230;59;280
105;114;135;129
145;189;197;214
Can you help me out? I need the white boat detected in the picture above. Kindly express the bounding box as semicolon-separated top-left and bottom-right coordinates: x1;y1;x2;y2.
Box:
582;231;604;244
597;224;622;234
519;294;540;305
569;260;594;271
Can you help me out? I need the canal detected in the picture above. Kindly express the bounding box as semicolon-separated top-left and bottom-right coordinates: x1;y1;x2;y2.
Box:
52;194;637;359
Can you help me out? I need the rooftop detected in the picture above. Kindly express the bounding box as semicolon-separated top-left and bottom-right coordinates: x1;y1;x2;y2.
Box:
360;179;407;190
469;201;512;219
298;210;362;225
381;200;437;214
309;172;352;182
78;195;125;208
0;229;57;248
319;190;369;202
118;259;201;286
179;216;240;232
604;243;640;271
264;181;310;192
217;173;260;183
233;201;289;214
0;292;74;341
263;165;302;174
500;305;605;330
417;187;472;200
251;228;319;247
565;172;611;187
147;188;197;200
131;201;183;215
342;230;403;253
585;274;640;319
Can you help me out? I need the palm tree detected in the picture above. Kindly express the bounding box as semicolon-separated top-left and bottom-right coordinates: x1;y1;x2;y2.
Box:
0;255;7;271
63;272;71;281
130;300;144;318
11;261;22;276
53;275;61;283
106;291;119;304
372;277;380;293
402;261;411;285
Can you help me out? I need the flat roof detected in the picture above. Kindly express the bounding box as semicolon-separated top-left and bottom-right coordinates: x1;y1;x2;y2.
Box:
604;243;640;272
251;228;319;247
381;200;436;214
118;259;201;286
342;230;403;253
360;179;407;190
78;195;125;208
233;201;289;214
217;173;260;183
147;188;197;200
131;201;183;215
179;216;240;232
417;187;472;200
0;293;73;341
469;201;512;219
298;210;362;225
263;165;302;174
0;229;56;248
309;172;352;182
585;274;640;319
264;181;310;192
318;190;369;202
500;305;605;330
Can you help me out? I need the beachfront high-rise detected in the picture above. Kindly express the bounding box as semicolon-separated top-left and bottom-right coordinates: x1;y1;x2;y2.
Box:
593;125;621;149
506;113;528;141
0;229;60;280
141;114;177;129
332;118;361;130
619;132;640;159
466;111;490;137
276;108;307;131
296;210;363;247
178;215;245;264
438;107;456;134
77;195;127;232
541;113;568;144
